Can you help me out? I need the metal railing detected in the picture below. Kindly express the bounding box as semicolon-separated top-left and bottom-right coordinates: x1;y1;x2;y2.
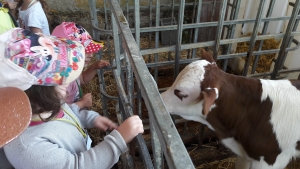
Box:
88;0;300;168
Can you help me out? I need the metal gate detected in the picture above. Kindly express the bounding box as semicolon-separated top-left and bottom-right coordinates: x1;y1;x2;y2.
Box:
88;0;300;168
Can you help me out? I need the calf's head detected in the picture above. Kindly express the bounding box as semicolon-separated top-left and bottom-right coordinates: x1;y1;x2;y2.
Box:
161;49;220;123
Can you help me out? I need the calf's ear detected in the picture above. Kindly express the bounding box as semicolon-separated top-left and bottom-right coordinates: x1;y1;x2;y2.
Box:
201;48;215;63
201;89;217;116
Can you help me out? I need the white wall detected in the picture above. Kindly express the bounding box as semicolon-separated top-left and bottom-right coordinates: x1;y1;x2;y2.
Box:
282;0;300;78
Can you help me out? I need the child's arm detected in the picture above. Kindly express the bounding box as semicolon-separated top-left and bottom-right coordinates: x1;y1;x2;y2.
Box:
29;27;43;34
81;60;110;85
74;93;92;109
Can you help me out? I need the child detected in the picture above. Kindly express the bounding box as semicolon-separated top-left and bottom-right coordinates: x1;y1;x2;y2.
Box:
0;0;18;34
0;87;31;169
14;0;50;35
52;22;110;109
0;28;144;169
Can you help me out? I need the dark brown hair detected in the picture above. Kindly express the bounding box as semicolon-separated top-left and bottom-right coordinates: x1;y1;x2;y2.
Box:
25;85;61;122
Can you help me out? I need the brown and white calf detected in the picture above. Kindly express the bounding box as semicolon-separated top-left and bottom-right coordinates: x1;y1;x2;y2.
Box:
161;49;300;169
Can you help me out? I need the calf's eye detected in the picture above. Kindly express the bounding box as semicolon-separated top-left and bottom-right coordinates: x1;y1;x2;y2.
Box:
174;89;188;101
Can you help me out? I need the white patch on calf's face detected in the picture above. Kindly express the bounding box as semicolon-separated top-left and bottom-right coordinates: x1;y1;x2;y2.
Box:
161;60;211;118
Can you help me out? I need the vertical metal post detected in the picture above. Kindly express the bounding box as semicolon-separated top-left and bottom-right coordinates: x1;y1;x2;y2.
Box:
154;0;160;81
124;52;134;108
192;0;203;59
150;120;164;169
279;3;300;70
174;0;186;78
134;0;140;47
111;12;121;76
148;0;153;63
223;0;241;71
208;0;217;41
251;0;276;74
271;0;300;79
242;0;266;76
212;0;228;60
88;0;98;38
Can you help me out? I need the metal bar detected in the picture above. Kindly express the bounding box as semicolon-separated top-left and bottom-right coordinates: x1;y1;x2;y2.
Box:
223;0;241;71
91;15;300;34
134;0;140;47
108;0;194;168
192;0;202;59
138;38;300;69
97;1;227;13
134;16;299;33
88;0;98;38
113;69;154;169
124;52;134;108
140;32;300;55
251;0;276;74
150;120;164;169
242;0;264;76
279;6;300;70
111;10;121;76
174;0;186;78
137;88;142;117
208;0;217;41
126;0;129;21
148;0;153;63
154;0;160;81
271;0;300;79
212;0;228;60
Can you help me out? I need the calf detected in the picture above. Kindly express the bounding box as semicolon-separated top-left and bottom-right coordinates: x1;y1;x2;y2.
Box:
161;49;300;169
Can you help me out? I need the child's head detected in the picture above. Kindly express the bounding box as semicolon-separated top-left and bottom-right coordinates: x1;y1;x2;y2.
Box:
0;28;85;90
0;28;86;117
52;22;104;66
25;85;61;121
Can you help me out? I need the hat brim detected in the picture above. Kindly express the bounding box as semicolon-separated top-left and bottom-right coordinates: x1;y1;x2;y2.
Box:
85;40;103;54
0;87;31;147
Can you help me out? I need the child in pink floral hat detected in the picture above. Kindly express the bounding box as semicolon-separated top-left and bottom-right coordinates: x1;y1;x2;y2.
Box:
52;22;110;109
0;28;144;169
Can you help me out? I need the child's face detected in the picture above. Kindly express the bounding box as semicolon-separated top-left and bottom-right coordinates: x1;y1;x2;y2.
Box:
85;53;93;66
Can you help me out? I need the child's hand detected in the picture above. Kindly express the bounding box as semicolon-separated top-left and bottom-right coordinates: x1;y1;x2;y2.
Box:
117;115;144;143
94;116;118;131
76;93;92;109
94;60;110;69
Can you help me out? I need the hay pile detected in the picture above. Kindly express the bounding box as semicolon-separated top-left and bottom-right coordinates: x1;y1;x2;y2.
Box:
236;33;281;73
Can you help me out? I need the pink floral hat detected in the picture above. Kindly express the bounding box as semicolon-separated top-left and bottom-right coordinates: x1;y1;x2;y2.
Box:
0;28;85;91
52;22;103;54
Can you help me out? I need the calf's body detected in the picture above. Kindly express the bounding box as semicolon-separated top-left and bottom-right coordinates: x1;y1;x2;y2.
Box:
161;50;300;169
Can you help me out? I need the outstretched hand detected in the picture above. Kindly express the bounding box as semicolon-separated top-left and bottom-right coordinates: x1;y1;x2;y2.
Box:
94;116;118;131
93;60;110;69
117;115;144;143
75;93;92;109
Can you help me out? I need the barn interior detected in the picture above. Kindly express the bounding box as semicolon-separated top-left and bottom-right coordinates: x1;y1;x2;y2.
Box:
45;0;300;168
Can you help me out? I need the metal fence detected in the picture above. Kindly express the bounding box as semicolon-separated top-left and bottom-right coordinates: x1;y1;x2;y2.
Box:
88;0;300;168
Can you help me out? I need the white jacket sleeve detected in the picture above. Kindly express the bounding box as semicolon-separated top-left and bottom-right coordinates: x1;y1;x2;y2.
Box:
68;103;99;128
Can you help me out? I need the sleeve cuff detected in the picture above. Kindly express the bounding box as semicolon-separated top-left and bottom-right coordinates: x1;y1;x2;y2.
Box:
104;130;128;153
